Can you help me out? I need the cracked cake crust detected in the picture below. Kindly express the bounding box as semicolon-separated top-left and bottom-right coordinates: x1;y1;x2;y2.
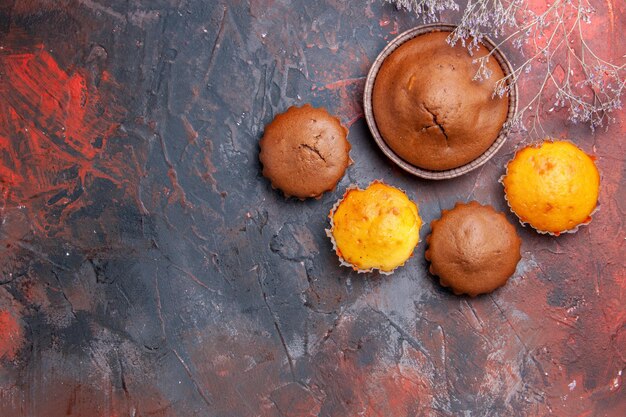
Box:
425;201;521;296
372;31;509;171
259;104;351;199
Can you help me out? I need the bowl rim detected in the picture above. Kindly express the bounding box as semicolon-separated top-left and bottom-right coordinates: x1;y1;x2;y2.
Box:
363;23;519;180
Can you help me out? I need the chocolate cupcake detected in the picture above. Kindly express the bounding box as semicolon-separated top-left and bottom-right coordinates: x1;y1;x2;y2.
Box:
425;201;521;296
259;104;351;199
372;31;509;171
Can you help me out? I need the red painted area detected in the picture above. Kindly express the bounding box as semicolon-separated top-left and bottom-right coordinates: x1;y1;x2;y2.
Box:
362;354;436;416
0;310;23;360
1;49;119;159
19;377;180;417
0;45;126;233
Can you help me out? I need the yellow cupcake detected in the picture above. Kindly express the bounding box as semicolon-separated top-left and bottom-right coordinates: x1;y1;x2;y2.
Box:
501;140;600;235
326;181;421;274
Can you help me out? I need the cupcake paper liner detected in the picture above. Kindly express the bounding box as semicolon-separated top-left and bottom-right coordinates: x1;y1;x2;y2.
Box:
325;180;421;275
500;139;600;236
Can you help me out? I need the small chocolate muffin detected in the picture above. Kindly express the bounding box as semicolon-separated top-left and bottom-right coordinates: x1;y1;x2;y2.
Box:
259;104;351;199
372;31;509;171
425;201;521;296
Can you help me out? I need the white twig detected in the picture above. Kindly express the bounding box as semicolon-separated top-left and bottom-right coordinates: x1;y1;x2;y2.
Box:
385;0;625;135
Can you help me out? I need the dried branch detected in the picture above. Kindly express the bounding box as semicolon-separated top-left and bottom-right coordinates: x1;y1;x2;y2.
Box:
385;0;625;136
385;0;460;22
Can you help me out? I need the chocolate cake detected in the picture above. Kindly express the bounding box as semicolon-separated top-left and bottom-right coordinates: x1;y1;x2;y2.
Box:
372;31;509;171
